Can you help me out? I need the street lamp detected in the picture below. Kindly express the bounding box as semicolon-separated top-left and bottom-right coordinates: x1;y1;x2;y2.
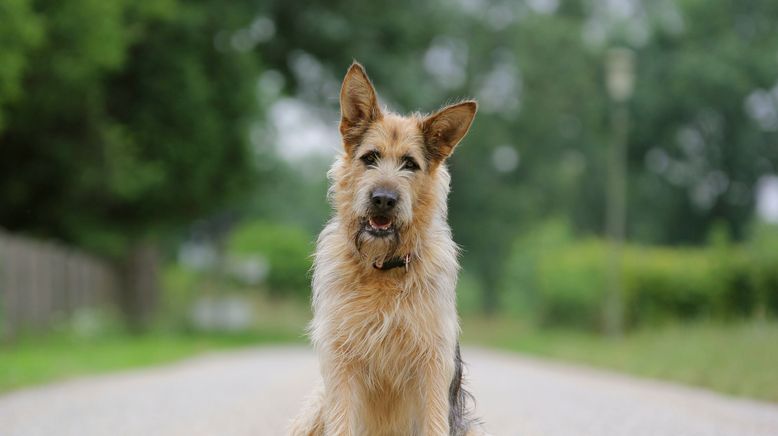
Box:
606;48;635;102
604;47;635;336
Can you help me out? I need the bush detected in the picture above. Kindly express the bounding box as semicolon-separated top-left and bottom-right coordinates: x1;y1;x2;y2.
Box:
622;246;723;326
501;222;778;331
535;240;607;329
227;220;313;299
501;219;576;319
161;264;203;328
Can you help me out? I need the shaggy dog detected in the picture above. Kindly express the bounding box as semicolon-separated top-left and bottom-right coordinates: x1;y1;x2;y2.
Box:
290;62;485;436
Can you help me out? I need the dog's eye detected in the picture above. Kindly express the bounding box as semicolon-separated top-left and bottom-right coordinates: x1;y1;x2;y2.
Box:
360;151;380;167
401;156;419;171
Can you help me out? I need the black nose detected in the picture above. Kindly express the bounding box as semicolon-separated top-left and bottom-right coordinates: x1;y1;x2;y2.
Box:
371;188;398;211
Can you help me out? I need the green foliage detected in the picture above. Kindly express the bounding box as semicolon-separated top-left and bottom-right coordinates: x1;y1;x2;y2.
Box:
536;240;608;329
501;219;576;318
456;272;485;317
0;0;260;256
247;159;331;237
503;222;778;331
160;263;203;327
227;221;313;298
629;0;778;243
623;246;723;325
0;0;43;131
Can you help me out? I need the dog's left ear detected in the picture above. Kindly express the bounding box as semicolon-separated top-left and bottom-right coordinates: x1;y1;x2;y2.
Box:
421;100;477;163
340;62;382;154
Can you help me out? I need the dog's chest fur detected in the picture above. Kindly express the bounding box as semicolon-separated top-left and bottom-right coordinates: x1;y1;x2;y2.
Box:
310;220;459;385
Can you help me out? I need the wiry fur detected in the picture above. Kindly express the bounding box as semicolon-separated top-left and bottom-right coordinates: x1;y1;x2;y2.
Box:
289;62;486;436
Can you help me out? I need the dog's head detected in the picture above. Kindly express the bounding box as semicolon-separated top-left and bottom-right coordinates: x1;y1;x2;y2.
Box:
329;62;477;265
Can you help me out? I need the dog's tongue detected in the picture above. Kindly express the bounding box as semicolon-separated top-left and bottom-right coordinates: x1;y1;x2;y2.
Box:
370;216;392;230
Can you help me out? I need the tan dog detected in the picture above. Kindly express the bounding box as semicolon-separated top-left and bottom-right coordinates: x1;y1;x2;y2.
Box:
290;62;484;436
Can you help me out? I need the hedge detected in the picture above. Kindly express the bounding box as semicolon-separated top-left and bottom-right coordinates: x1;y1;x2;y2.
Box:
502;222;778;331
227;220;313;299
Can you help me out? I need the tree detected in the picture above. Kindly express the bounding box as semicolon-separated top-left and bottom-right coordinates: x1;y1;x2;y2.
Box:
0;0;261;327
628;0;778;243
0;0;43;132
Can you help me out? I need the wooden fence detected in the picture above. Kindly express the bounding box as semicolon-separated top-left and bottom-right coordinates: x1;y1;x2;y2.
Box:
0;229;121;339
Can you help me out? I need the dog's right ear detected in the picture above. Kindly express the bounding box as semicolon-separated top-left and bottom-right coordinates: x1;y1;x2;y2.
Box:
421;100;477;164
339;62;382;154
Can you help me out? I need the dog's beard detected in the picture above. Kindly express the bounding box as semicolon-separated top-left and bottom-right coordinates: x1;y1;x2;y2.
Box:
351;220;403;265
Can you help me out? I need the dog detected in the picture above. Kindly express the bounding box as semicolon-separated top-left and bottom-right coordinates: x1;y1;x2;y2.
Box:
289;62;485;436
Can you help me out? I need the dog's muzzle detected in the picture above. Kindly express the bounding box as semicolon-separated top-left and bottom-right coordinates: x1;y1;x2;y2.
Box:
365;187;399;237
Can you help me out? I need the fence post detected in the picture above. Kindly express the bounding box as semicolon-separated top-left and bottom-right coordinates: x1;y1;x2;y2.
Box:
121;241;160;331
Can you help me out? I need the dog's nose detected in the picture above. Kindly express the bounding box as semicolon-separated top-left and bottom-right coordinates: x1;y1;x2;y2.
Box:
371;188;398;211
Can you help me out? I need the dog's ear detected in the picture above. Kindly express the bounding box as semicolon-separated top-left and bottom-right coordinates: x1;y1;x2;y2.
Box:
339;62;382;153
421;100;477;163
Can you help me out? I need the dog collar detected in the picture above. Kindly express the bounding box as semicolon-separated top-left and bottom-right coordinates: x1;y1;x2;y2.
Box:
373;254;411;272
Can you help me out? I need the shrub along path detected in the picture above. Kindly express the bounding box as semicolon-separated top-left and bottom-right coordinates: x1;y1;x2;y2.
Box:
0;346;777;436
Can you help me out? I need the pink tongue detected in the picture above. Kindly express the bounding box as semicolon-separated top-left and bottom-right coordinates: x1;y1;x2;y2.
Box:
371;216;390;228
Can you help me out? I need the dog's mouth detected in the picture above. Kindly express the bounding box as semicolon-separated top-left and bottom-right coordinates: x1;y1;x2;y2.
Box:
365;215;395;237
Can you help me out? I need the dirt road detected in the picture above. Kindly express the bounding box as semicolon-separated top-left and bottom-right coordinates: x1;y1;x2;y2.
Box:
1;346;776;435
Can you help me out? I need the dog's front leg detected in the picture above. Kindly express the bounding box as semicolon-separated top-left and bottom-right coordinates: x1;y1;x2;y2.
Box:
323;365;359;436
421;355;454;436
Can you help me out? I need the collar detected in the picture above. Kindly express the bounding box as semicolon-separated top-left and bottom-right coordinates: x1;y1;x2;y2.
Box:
373;254;412;272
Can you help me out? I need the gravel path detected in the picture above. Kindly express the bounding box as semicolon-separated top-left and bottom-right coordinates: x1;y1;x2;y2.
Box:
1;346;776;436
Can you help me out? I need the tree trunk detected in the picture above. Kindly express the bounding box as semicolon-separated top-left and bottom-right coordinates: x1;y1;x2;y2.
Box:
120;241;160;332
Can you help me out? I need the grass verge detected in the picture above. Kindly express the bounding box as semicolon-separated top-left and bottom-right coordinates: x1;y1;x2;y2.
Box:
461;317;778;403
0;297;311;393
0;328;306;394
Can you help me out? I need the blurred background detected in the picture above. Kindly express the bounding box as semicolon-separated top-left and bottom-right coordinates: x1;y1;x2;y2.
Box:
1;0;777;403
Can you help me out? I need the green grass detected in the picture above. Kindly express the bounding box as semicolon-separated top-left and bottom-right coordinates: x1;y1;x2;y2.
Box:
0;297;312;393
0;328;306;393
462;317;778;403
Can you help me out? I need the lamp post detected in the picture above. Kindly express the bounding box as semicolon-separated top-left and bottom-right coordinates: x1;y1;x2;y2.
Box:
604;48;635;336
